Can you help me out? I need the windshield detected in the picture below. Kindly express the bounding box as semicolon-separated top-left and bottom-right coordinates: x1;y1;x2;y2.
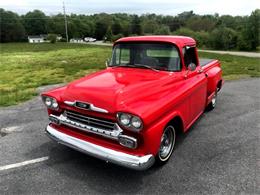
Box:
110;42;181;71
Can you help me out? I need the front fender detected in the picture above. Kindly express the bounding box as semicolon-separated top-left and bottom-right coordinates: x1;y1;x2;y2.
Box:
142;111;183;155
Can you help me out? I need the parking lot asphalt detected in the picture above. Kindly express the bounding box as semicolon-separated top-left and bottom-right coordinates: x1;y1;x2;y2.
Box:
0;78;259;194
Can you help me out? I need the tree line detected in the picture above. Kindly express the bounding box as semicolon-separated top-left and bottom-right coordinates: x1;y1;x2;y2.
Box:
0;8;259;51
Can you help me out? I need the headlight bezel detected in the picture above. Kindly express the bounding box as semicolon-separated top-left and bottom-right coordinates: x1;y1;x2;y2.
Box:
42;95;59;110
117;112;143;132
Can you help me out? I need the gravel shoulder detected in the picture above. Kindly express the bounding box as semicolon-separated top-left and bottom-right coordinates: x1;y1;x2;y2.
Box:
198;49;260;58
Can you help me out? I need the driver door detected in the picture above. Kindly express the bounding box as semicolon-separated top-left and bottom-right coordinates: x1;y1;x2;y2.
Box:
183;46;207;125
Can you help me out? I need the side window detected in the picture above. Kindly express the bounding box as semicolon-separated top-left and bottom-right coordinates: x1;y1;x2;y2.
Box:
120;48;130;64
112;47;130;65
183;46;197;67
114;48;120;65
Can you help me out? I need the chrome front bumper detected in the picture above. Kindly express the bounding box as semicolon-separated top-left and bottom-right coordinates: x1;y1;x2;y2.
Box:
45;125;155;170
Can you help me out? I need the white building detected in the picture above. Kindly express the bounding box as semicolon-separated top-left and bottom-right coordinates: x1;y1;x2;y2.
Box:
28;36;45;43
57;35;62;41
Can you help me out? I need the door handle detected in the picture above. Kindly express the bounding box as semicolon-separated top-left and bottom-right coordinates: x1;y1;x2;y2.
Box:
197;69;203;74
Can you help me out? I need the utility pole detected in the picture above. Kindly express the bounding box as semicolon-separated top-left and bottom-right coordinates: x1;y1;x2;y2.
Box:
63;1;69;42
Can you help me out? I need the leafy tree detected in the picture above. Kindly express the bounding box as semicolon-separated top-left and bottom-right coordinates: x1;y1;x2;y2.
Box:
104;26;113;42
0;8;259;51
95;20;107;40
174;27;195;37
112;21;122;35
112;33;124;42
194;31;210;48
186;16;216;32
237;33;251;51
161;16;183;32
0;9;25;42
68;20;80;38
22;10;47;35
142;19;159;34
46;14;66;37
131;15;143;35
210;27;238;50
246;9;260;50
154;25;171;35
178;11;195;22
217;15;237;29
174;28;209;48
94;13;112;40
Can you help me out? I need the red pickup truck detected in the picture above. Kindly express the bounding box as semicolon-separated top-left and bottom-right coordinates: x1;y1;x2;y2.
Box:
42;36;223;170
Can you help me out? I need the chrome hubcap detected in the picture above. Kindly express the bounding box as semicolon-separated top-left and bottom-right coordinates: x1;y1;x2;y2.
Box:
212;93;217;107
159;126;175;160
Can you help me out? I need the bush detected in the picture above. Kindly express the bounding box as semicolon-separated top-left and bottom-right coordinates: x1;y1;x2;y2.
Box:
209;27;238;50
47;34;57;43
194;31;210;48
173;28;209;48
154;25;171;35
174;27;195;37
237;34;251;51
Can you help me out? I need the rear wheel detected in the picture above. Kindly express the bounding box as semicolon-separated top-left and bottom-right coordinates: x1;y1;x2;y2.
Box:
155;125;176;165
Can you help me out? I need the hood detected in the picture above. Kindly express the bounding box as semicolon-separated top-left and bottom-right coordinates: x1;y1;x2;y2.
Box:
61;67;178;115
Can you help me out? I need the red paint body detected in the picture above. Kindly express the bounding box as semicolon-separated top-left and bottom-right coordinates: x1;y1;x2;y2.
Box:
42;36;223;157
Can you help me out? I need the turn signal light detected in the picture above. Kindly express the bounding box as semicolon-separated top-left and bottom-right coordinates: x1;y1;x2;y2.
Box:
118;135;137;149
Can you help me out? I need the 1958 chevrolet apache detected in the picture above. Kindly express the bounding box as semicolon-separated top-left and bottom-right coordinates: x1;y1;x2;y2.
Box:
42;36;223;170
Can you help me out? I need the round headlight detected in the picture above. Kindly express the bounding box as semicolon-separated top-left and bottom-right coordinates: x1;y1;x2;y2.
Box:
119;113;131;126
131;116;142;129
45;97;52;107
52;100;59;109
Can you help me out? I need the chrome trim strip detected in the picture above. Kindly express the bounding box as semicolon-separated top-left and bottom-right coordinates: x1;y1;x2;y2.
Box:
50;114;122;140
90;104;108;113
64;101;108;113
64;101;75;106
46;125;155;170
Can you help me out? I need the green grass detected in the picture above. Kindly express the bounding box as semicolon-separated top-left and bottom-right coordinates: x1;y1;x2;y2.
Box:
0;43;111;106
0;42;259;107
199;51;260;79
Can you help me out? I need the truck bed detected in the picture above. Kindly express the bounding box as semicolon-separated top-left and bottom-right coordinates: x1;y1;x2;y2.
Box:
199;58;215;67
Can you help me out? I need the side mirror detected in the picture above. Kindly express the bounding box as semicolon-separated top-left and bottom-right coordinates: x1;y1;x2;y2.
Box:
187;63;196;71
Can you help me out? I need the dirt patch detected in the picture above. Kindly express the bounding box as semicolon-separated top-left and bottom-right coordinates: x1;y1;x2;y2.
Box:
0;126;23;137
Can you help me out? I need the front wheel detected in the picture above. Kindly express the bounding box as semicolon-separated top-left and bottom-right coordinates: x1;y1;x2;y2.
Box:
155;125;176;165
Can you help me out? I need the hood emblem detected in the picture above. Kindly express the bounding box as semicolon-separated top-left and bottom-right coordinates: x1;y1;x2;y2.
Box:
64;101;108;113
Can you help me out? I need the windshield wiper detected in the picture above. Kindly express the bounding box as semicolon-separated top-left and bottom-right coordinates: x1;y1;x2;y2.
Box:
110;64;159;72
131;63;159;72
110;64;134;68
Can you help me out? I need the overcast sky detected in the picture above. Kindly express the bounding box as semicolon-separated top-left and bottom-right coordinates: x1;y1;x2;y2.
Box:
0;0;258;16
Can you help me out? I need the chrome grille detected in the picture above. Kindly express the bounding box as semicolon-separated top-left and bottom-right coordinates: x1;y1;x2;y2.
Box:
64;110;115;131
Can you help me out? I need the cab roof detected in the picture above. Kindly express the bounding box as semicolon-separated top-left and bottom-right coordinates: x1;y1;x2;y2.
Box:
115;35;196;47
